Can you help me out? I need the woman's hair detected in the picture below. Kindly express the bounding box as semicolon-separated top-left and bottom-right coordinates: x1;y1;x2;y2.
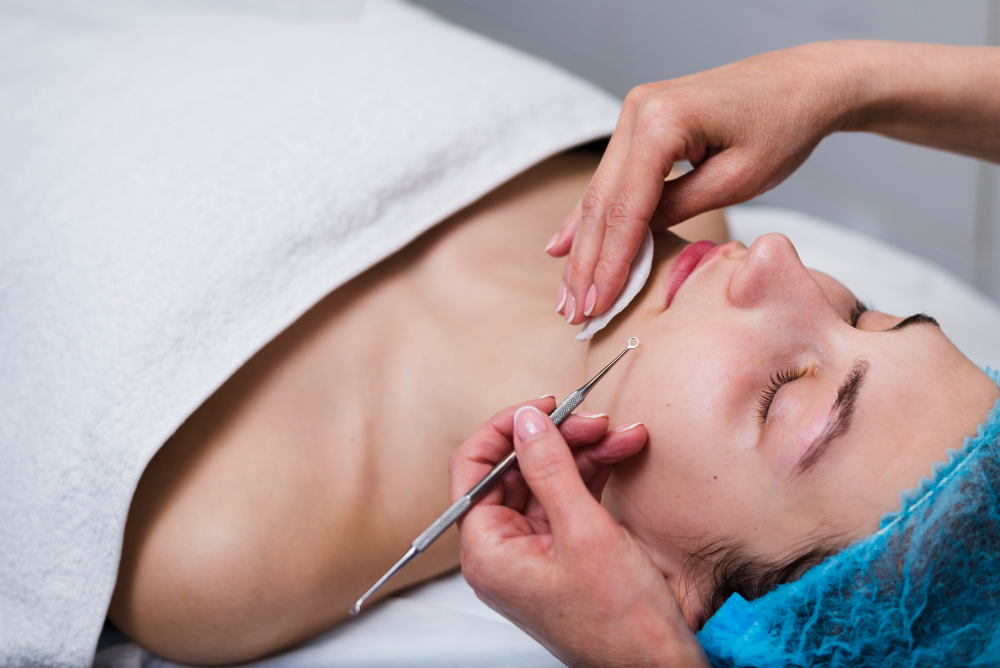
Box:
685;536;845;620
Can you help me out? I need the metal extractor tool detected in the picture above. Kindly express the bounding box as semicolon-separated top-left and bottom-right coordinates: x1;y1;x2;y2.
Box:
350;336;639;615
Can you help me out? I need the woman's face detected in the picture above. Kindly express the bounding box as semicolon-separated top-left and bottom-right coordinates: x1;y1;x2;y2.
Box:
589;232;998;627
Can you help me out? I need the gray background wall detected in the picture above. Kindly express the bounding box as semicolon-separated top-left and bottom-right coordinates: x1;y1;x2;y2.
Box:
410;0;1000;300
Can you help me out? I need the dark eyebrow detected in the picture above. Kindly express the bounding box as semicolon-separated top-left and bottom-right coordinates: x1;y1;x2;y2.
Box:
889;313;939;331
793;358;869;477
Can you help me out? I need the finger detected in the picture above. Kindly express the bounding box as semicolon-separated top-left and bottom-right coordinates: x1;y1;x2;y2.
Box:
572;422;647;481
546;201;581;258
497;412;609;514
449;397;557;503
556;412;610;447
500;466;529;514
523;422;646;519
585;466;613;501
511;405;604;538
589;112;688;318
648;147;779;230
562;89;649;323
577;422;647;500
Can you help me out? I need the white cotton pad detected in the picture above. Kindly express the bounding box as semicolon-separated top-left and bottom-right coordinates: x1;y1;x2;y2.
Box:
576;227;654;341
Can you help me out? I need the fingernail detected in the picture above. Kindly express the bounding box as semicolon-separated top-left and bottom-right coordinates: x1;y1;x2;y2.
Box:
564;293;576;324
583;284;597;317
535;394;556;400
555;282;568;313
613;422;644;433
577;412;608;419
544;231;560;253
514;405;549;442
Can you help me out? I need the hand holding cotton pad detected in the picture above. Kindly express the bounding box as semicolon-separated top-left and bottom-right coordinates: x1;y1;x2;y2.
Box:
576;228;654;341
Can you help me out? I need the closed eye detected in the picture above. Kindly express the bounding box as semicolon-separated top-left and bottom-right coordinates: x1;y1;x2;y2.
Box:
757;368;804;424
848;299;869;328
847;300;939;332
889;313;939;331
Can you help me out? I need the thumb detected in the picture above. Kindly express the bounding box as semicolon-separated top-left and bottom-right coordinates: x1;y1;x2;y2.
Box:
512;406;604;538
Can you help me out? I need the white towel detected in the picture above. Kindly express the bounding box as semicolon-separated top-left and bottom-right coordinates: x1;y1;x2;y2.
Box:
0;1;620;665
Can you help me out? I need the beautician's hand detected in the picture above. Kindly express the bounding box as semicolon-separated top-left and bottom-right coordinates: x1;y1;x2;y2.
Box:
450;400;709;668
549;43;844;324
549;40;1000;322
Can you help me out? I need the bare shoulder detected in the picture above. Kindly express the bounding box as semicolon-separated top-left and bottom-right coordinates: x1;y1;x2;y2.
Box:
107;148;728;664
107;150;598;664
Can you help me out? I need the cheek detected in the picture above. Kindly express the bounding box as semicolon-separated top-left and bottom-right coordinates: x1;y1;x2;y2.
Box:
605;411;765;551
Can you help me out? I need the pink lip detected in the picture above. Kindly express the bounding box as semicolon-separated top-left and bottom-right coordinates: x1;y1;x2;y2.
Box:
665;240;718;308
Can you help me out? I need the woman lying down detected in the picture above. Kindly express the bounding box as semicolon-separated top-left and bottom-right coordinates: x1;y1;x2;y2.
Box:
69;21;997;668
107;149;727;663
452;40;1000;668
111;147;1000;665
12;2;998;664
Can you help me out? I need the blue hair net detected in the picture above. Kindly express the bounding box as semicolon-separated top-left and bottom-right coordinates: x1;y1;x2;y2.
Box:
697;372;1000;668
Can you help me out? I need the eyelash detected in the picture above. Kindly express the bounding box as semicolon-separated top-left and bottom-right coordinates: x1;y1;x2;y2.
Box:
757;299;869;425
757;368;803;424
849;299;869;327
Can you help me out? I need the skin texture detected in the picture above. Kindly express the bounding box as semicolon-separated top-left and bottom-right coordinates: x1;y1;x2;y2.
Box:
108;149;728;665
549;40;1000;326
454;232;999;666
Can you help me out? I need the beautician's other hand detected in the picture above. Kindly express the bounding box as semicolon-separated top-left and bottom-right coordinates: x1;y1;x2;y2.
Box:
550;43;852;323
551;40;1000;321
450;399;709;668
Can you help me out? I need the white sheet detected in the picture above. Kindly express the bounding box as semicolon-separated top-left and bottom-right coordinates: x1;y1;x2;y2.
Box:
147;574;563;668
92;204;1000;668
0;1;620;665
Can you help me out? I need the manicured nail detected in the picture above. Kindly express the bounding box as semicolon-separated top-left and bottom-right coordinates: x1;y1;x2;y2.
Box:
555;282;568;313
564;293;576;324
613;422;644;433
577;412;609;419
535;394;556;401
514;405;549;442
583;284;598;317
544;231;560;253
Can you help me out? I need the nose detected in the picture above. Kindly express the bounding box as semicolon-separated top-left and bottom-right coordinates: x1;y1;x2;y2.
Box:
728;233;824;310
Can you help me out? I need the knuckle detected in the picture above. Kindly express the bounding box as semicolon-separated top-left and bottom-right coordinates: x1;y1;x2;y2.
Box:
579;188;605;221
594;254;625;285
570;251;593;278
624;83;654;108
524;446;565;484
635;98;668;135
604;197;634;228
